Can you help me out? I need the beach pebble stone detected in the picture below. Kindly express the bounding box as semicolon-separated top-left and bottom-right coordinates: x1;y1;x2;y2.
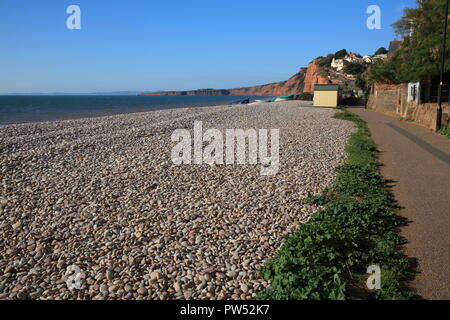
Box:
240;284;249;293
183;290;192;300
150;271;161;281
173;281;182;293
106;270;114;281
137;287;147;295
12;222;22;230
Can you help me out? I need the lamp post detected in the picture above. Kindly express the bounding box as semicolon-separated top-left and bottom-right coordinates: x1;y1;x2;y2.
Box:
437;0;450;132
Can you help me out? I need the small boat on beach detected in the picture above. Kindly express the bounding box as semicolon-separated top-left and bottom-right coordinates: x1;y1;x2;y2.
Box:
247;100;266;105
275;94;298;102
267;94;299;103
230;98;251;105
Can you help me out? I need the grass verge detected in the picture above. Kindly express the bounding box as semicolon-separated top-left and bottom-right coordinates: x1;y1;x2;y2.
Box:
256;108;412;300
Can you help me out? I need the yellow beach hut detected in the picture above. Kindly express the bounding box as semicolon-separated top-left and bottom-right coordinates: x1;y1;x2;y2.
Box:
313;84;340;108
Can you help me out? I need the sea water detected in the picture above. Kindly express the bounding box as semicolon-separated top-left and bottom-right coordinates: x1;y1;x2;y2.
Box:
0;95;271;125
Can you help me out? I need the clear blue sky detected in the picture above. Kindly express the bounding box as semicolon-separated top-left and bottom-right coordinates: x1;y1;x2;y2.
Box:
0;0;416;94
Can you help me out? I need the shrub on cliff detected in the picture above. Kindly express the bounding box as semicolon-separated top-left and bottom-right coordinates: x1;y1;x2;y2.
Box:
334;49;348;60
343;61;366;75
318;54;335;68
374;47;388;55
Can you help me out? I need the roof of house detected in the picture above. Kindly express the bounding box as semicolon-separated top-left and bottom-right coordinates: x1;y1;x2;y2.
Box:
314;84;340;91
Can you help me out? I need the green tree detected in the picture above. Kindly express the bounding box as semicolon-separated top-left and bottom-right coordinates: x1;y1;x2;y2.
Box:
372;0;450;84
374;47;388;55
399;0;450;82
334;49;348;59
355;75;367;91
369;59;401;84
318;54;335;67
343;61;366;75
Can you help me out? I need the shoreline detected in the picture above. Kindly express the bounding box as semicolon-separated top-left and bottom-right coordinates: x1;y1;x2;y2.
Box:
0;95;275;127
0;103;231;127
0;99;312;128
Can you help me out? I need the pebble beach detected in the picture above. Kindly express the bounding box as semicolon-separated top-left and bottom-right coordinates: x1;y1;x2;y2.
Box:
0;101;355;300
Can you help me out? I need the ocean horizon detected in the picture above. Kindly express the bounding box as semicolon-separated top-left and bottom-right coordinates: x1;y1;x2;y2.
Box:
0;95;271;125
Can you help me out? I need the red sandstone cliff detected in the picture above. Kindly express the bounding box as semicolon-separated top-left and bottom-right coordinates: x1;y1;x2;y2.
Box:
140;58;338;97
228;68;307;96
302;59;332;93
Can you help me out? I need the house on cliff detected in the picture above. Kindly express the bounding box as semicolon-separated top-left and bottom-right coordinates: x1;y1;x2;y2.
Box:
331;53;365;71
372;54;388;61
331;58;345;71
362;56;373;63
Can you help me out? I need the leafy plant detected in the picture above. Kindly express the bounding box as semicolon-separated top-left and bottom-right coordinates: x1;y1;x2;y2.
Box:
438;124;450;138
256;109;413;300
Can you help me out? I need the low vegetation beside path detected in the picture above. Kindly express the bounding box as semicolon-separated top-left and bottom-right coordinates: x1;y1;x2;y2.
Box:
257;108;413;300
439;125;450;139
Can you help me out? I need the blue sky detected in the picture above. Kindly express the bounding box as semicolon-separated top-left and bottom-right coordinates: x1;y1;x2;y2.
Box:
0;0;416;94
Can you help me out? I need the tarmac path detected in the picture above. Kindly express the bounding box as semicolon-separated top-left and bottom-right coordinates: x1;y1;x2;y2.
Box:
351;107;450;300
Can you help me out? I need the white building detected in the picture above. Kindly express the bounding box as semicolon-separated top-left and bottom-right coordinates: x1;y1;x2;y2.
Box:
372;54;388;61
344;54;362;64
363;56;372;63
331;58;344;71
331;53;364;71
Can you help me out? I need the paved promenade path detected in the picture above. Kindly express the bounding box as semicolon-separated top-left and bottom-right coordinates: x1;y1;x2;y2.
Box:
351;107;450;300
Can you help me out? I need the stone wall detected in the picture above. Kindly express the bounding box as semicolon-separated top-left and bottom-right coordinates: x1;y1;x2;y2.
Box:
367;83;450;131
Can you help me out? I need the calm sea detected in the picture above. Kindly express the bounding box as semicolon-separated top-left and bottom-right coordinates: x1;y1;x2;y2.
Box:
0;95;271;125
